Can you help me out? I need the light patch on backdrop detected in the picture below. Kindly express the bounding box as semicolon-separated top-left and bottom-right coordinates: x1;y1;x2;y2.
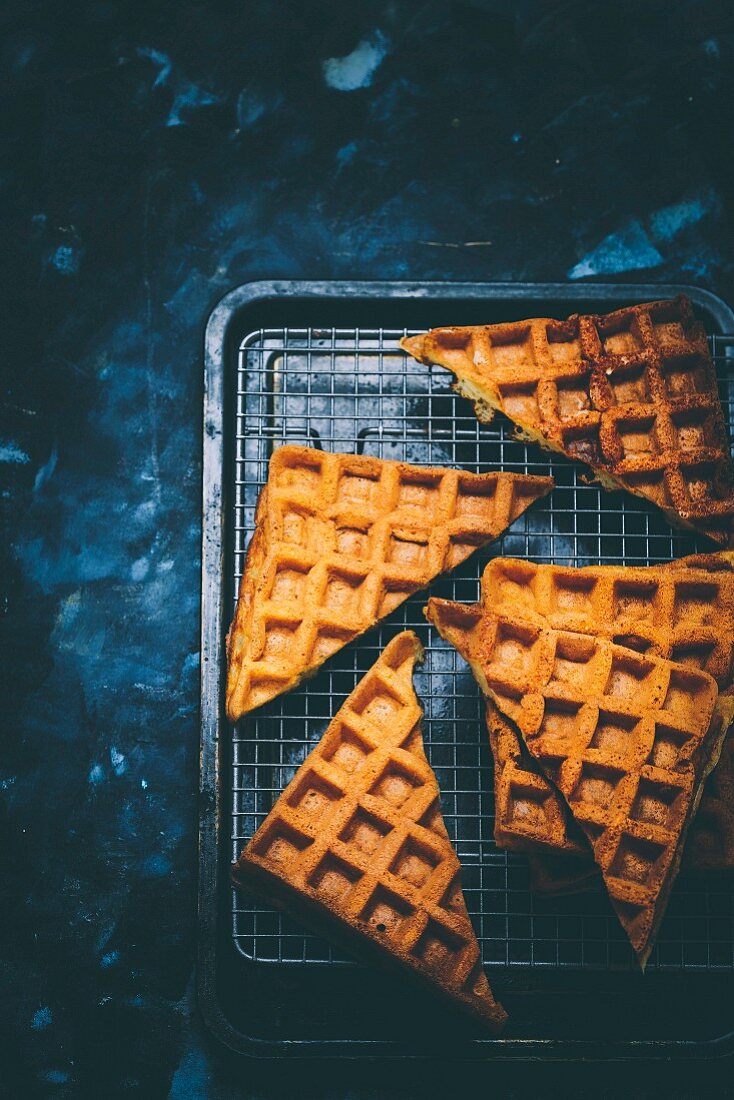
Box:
649;192;716;242
50;244;80;276
323;31;388;92
110;747;127;777
0;441;30;464
568;219;663;279
31;1007;52;1031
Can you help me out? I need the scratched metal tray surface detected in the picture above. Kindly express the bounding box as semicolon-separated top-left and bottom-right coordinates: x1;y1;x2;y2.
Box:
199;281;734;1060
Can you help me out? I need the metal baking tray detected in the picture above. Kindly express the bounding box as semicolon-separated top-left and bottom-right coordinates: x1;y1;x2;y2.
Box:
199;280;734;1060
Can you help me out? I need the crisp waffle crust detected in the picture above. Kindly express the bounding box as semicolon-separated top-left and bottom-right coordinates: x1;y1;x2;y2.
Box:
232;631;507;1032
469;613;720;967
427;553;734;875
403;296;734;544
226;445;552;719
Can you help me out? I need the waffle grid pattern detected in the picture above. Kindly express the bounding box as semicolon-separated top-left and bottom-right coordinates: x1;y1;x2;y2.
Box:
481;558;734;871
226;446;549;718
478;615;718;959
405;299;734;536
231;325;734;972
234;632;504;1027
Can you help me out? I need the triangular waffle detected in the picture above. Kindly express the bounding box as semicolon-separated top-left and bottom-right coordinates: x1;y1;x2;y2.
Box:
402;296;734;544
427;553;734;871
529;694;734;896
449;609;723;966
226;445;553;720
232;631;507;1032
427;597;591;860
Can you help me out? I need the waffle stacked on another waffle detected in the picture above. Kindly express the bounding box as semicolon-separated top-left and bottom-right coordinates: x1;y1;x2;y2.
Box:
459;612;723;966
402;296;734;544
427;554;734;876
226;445;553;720
232;631;507;1033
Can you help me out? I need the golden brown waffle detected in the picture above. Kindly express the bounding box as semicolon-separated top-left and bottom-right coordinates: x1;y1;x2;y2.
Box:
488;701;589;858
530;698;734;896
426;596;589;859
232;631;507;1033
482;556;734;685
428;554;734;867
226;445;553;720
467;612;722;967
402;296;734;544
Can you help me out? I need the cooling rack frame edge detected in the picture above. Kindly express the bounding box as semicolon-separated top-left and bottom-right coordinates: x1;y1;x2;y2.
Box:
199;279;734;1061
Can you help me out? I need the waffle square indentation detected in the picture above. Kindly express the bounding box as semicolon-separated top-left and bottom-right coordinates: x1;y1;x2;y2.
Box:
339;807;391;856
361;885;414;935
598;319;644;356
289;771;344;816
391;836;440;888
662;668;709;727
370;763;422;809
492;621;540;677
590;710;640;756
607;363;649;405
618;416;658;457
324;568;367;616
335;524;371;559
308;853;362;902
388;532;429;569
270;561;309;605
412;918;465;969
506;781;551;830
661;355;709;397
673;581;719;626
261;619;299;660
256;822;313;866
547;574;597;616
630;778;683;828
497;382;540;425
570;762;625;810
605;652;656;703
337;470;379;505
648;723;693;769
610;835;667;886
613;579;658;624
396;472;442;516
325;726;372;775
548;634;595;691
556;378;591;418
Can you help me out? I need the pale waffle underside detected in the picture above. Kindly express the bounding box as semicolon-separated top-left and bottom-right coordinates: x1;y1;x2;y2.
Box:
226;445;552;720
402;296;734;544
474;613;720;967
231;631;507;1032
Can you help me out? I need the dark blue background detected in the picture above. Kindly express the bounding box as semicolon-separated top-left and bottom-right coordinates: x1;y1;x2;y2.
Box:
3;1;734;1095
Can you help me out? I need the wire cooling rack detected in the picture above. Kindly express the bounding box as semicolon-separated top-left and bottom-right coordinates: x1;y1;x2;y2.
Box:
230;328;734;972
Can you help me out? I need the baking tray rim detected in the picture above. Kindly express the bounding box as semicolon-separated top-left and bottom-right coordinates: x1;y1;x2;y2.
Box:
199;278;734;1061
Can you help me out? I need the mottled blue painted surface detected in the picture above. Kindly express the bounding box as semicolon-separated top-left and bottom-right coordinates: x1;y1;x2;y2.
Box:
3;0;734;1096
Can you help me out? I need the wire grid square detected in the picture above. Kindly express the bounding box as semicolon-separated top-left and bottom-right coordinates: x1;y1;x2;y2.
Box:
230;327;734;972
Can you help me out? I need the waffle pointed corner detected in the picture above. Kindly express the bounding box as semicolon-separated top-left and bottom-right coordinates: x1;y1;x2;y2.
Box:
232;630;507;1033
226;445;553;721
472;611;722;967
481;558;734;866
429;555;734;873
426;596;589;859
403;297;734;544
